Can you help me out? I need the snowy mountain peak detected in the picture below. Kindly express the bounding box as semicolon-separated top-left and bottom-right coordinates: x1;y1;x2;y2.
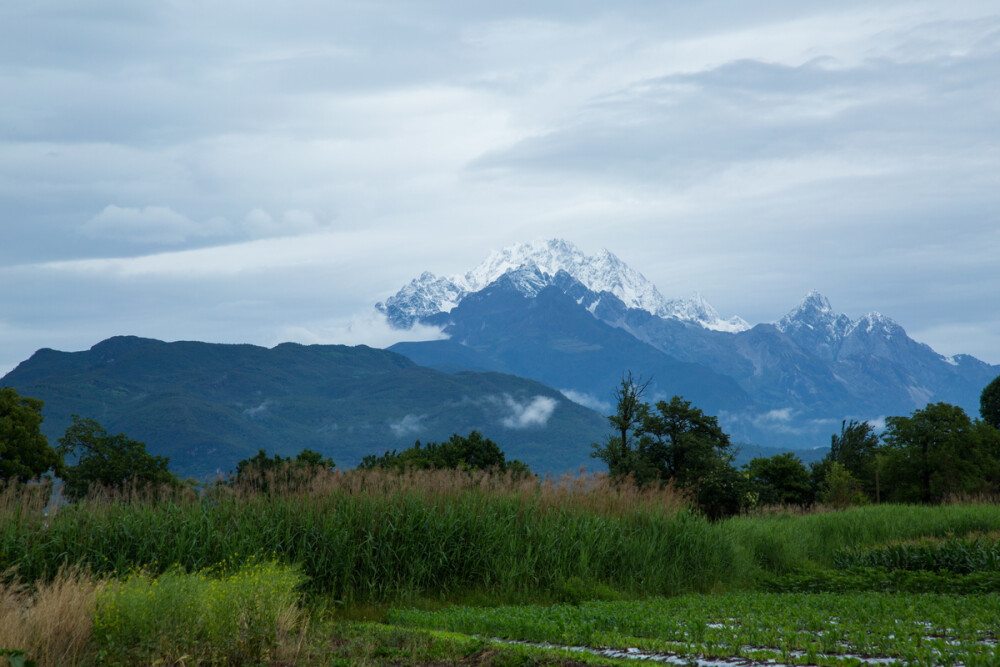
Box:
663;292;750;333
462;239;590;294
779;291;838;324
776;293;856;360
849;311;903;337
377;239;750;332
803;290;833;312
775;293;911;361
491;261;551;298
782;290;835;320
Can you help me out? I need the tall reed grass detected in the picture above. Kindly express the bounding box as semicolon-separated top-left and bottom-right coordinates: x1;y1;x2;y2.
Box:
724;503;1000;574
6;472;999;605
1;470;738;602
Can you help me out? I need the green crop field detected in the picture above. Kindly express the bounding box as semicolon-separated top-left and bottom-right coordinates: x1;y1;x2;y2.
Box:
3;471;1000;665
391;592;1000;666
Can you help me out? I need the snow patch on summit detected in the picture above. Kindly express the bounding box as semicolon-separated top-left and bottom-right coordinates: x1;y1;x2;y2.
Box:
377;239;749;332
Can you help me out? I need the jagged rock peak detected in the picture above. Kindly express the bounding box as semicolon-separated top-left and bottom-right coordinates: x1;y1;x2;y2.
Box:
850;311;904;337
777;292;903;343
490;261;551;298
377;239;750;332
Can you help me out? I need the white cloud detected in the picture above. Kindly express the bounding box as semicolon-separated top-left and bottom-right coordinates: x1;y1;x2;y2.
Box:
867;416;887;432
390;413;426;437
560;389;611;414
37;229;403;278
749;407;804;435
243;400;272;419
500;395;558;429
81;205;230;244
1;0;1000;368
760;408;795;423
278;309;449;349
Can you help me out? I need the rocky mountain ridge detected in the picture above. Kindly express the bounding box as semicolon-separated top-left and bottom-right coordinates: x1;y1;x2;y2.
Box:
384;242;999;452
377;239;749;332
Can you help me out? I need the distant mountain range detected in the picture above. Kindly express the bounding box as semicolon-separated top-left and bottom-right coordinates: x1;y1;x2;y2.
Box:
4;239;995;478
1;336;608;478
383;239;999;451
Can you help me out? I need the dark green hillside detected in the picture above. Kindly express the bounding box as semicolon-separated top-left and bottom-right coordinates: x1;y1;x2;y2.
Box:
1;336;609;478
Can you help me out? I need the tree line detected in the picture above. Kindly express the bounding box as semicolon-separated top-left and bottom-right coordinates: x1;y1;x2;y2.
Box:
0;385;525;498
0;387;177;499
592;372;1000;517
4;372;1000;513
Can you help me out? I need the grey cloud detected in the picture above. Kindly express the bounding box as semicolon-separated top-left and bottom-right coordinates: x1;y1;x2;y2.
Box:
473;26;1000;185
0;0;998;371
81;205;230;244
76;204;336;248
242;209;328;239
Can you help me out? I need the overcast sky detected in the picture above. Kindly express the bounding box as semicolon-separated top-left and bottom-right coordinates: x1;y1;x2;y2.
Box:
2;0;999;376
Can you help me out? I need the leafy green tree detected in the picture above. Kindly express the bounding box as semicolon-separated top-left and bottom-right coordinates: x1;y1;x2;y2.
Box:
827;419;881;500
235;447;335;479
292;448;336;470
232;447;336;492
57;415;176;500
591;372;652;478
808;457;832;499
820;462;865;509
696;463;751;520
0;386;63;483
881;403;1000;503
640;396;735;489
592;379;746;517
360;431;529;474
745;452;814;507
982;374;1000;429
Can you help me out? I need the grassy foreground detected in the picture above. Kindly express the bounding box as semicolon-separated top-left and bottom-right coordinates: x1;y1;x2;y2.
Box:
3;471;1000;664
1;470;725;603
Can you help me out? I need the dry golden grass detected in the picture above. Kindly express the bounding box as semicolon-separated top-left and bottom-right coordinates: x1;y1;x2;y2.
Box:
0;565;97;666
2;465;688;522
226;465;689;518
0;480;56;523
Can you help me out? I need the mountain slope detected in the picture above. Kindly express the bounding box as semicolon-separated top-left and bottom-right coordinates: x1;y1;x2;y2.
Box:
2;336;610;478
392;267;753;415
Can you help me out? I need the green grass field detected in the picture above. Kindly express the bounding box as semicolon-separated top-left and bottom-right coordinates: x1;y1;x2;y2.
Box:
3;471;1000;665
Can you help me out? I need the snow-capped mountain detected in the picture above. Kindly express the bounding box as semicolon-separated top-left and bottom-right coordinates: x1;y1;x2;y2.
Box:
774;290;946;366
387;251;999;453
775;291;857;361
377;239;749;332
776;291;904;344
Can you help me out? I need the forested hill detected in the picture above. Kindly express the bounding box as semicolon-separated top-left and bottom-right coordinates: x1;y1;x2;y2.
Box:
1;336;608;478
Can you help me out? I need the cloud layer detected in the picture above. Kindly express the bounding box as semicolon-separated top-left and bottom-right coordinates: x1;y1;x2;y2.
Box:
1;1;998;374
